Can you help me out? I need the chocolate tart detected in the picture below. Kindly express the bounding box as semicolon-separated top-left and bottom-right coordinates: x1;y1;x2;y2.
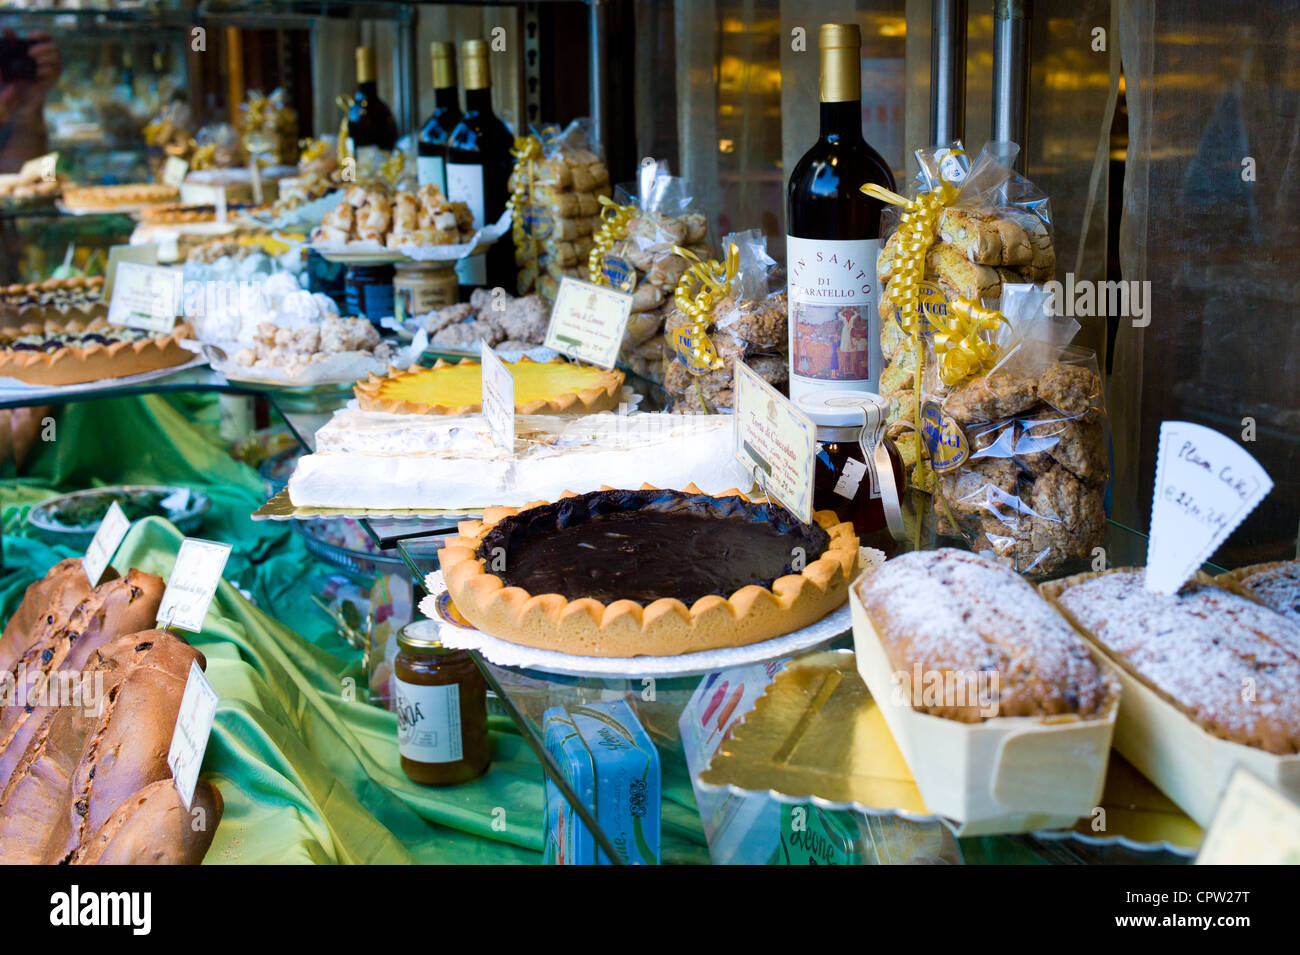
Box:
355;356;624;415
0;317;194;386
439;485;860;657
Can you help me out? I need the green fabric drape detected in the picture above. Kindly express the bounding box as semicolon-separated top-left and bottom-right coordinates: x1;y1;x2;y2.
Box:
0;394;712;865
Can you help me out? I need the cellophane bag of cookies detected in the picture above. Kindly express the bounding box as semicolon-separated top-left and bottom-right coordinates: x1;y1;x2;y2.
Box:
663;228;786;412
602;161;715;385
510;119;611;299
879;141;1058;489
922;284;1108;578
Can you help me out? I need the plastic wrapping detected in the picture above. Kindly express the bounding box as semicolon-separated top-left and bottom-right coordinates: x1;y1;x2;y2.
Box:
663;229;787;412
923;285;1109;577
509;119;611;297
878;141;1060;491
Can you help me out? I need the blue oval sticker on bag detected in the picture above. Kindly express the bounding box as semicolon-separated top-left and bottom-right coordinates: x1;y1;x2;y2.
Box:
921;400;969;472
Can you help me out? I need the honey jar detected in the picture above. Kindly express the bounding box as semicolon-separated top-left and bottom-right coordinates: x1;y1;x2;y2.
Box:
392;627;490;786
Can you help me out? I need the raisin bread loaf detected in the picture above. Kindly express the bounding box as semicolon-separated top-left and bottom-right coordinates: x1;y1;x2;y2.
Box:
853;548;1114;722
1044;569;1300;754
0;629;208;864
1217;560;1300;624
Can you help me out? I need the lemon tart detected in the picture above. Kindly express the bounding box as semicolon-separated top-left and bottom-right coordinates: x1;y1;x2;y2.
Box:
355;356;624;415
437;485;859;657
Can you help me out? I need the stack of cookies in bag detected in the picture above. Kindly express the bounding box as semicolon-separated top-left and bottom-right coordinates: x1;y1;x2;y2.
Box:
879;205;1056;481
510;127;611;299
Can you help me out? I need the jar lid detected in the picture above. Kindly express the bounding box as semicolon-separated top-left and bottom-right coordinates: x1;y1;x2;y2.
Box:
794;390;888;427
397;625;456;655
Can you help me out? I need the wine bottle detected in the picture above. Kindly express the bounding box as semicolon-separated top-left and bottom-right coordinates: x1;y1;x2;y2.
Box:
786;23;896;400
446;39;515;295
417;42;461;193
347;46;398;168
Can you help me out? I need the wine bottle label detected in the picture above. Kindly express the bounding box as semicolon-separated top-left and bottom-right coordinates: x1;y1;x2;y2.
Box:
786;236;883;399
417;155;447;192
447;162;488;285
393;677;463;764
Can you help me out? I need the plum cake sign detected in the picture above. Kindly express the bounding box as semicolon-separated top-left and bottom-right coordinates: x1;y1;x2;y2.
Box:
1146;421;1272;595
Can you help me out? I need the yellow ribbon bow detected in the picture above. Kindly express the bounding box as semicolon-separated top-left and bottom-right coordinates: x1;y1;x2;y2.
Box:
668;243;738;375
335;95;353;166
588;195;636;287
861;171;1006;488
506;135;545;292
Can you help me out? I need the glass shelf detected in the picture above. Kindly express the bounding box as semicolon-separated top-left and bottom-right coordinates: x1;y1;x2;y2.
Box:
394;520;1221;866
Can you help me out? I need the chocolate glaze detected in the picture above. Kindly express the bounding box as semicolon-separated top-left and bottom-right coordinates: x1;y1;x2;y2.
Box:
477;489;831;605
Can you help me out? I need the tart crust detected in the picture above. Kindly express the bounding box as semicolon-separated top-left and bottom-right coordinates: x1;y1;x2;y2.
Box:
0;317;194;386
355;355;624;415
438;484;860;657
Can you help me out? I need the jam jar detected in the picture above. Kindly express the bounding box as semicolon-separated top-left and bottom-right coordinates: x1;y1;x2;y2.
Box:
794;390;905;552
392;627;490;786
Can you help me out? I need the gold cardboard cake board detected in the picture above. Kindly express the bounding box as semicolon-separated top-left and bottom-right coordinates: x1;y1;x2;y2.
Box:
252;488;480;521
700;650;1203;853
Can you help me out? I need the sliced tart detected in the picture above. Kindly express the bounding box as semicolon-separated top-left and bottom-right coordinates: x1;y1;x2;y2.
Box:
0;317;194;386
438;485;859;657
355;356;624;415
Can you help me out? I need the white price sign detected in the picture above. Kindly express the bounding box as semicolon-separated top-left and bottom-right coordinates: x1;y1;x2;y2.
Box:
161;156;189;189
1146;421;1272;594
82;501;130;586
167;659;219;810
479;341;515;452
157;538;232;633
544;277;632;369
106;261;182;334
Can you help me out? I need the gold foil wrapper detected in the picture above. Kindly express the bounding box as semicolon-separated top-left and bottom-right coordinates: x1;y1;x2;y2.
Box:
700;650;1202;855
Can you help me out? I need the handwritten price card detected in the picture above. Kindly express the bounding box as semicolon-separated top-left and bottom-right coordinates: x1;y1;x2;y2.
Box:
1146;421;1272;594
545;277;632;369
157;538;233;633
732;361;816;524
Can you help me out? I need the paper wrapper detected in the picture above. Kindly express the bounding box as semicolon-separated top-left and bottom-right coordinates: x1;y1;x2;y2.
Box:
417;550;883;679
849;582;1120;835
1040;570;1300;827
199;330;426;387
310;208;512;262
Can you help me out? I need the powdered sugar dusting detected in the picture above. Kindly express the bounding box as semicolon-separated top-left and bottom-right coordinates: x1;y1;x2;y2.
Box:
1057;569;1300;754
1240;561;1300;624
854;548;1111;721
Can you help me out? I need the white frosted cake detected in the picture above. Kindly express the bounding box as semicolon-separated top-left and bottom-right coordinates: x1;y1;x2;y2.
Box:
287;409;752;510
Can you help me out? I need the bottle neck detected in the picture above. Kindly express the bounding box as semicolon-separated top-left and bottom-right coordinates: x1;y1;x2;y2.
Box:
433;86;459;112
819;100;863;143
464;86;493;116
356;80;379;98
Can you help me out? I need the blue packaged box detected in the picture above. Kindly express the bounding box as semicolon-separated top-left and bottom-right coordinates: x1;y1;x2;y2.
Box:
543;700;660;865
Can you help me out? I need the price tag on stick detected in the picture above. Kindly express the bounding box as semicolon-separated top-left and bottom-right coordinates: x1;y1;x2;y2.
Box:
480;342;515;451
731;361;817;524
1145;421;1272;594
167;659;219;810
82;501;130;586
157;538;232;633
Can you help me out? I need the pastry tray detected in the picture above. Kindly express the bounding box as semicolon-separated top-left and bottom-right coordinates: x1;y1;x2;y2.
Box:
697;650;1201;858
252;487;481;521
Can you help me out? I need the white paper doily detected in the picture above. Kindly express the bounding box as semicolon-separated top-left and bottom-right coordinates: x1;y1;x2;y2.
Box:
415;548;882;679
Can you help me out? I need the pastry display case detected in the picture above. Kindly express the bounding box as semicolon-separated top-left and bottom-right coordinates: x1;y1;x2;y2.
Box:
0;0;1296;896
